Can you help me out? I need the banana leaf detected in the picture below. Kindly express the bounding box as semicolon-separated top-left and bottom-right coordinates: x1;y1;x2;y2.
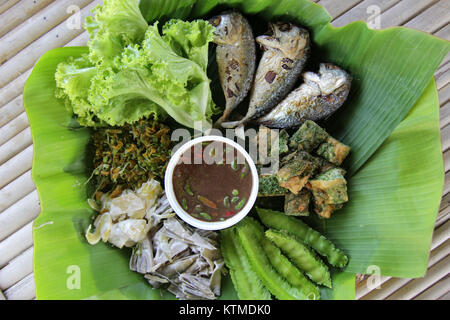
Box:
307;79;444;278
24;0;449;299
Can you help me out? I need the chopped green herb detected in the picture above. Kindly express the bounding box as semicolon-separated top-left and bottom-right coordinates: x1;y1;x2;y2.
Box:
200;212;212;220
232;189;239;196
185;179;194;196
240;163;249;179
191;212;202;219
181;198;188;211
231;196;240;204
223;196;231;208
231;159;238;171
235;198;246;210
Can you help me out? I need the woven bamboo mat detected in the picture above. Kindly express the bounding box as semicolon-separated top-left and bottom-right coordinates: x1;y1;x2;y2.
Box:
0;0;448;300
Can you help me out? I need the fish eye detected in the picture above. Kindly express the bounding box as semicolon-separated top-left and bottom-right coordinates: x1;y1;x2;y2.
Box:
210;16;221;27
277;22;292;32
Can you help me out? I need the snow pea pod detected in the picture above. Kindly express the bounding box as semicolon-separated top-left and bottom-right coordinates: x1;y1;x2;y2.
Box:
257;207;348;268
261;236;320;300
266;229;332;288
236;218;307;300
221;228;271;300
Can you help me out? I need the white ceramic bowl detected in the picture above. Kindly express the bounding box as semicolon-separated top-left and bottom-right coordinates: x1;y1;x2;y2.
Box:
165;135;259;230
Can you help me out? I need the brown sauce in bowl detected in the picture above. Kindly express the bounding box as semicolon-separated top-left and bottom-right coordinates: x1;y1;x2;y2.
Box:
172;141;253;222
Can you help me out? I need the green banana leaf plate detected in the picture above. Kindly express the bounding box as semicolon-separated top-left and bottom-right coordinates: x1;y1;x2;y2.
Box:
23;0;449;300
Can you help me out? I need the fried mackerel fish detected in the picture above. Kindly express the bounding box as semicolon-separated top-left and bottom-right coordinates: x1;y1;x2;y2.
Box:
222;22;310;128
210;12;256;127
85;179;225;300
255;63;351;129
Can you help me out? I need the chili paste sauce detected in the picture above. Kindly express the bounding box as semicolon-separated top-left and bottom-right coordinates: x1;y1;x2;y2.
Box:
173;141;253;222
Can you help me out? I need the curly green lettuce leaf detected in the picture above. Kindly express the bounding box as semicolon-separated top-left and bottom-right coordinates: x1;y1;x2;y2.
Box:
84;0;149;66
85;45;163;126
87;22;215;128
162;19;215;70
54;50;162;127
56;16;215;128
55;55;99;126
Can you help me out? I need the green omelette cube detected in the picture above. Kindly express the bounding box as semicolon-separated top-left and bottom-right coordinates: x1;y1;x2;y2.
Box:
278;129;290;155
276;151;321;194
316;136;351;165
256;125;290;166
313;201;344;219
284;189;311;216
309;168;348;206
317;157;338;174
258;174;289;197
289;120;329;152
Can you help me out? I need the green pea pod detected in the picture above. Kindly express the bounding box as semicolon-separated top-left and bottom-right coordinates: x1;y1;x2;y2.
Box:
221;228;271;300
261;236;320;300
257;207;348;268
266;229;332;288
235;218;307;300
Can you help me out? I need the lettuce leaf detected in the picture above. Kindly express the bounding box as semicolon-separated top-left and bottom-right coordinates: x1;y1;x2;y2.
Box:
162;19;214;70
84;0;148;66
54;55;99;126
85;21;215;128
55;0;216;129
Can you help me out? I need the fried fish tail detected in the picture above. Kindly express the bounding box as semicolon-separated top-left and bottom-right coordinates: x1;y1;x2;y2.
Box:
213;104;234;128
220;119;245;129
